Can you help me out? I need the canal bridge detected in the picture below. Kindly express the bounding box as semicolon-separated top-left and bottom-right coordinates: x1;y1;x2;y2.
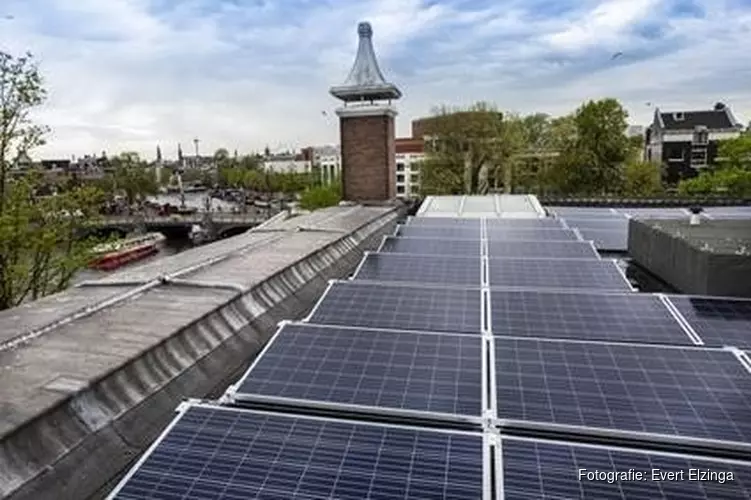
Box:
87;211;272;238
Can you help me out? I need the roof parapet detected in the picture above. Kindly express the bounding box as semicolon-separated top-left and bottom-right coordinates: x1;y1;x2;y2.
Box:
330;22;402;103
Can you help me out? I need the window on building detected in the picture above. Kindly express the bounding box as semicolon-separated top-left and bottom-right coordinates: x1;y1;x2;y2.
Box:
396;162;405;172
694;130;709;145
410;173;419;184
397;185;405;194
397;174;405;183
667;147;684;161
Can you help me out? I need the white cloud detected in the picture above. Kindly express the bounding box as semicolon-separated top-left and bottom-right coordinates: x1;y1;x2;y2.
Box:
544;0;658;51
0;0;749;160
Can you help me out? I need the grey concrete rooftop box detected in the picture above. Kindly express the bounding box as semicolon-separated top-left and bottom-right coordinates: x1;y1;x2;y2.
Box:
628;218;751;297
0;204;401;500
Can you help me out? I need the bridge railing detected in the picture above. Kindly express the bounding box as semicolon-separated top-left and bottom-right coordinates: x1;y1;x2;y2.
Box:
90;212;270;225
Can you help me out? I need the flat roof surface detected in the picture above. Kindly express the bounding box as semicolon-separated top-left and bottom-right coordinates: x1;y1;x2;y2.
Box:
0;205;395;442
640;219;751;254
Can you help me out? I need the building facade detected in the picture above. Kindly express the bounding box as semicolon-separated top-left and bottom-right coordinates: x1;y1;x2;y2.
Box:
395;138;424;198
645;103;744;184
309;145;341;184
262;153;313;174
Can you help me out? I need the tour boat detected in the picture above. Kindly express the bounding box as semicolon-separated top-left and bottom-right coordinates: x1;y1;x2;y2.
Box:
89;232;166;271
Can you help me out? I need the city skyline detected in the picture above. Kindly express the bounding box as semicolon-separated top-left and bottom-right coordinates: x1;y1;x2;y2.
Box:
1;0;749;158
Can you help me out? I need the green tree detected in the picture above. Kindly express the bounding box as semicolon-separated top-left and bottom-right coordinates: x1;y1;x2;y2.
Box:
0;51;105;309
570;98;630;193
214;148;232;170
113;151;141;167
678;167;751;197
491;113;527;193
238;154;261;170
717;134;751;170
98;162;158;205
421;102;506;194
420;156;464;195
299;183;341;210
622;161;663;196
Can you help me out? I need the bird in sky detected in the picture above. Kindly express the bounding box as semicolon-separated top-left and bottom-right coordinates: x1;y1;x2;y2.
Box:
611;51;624;60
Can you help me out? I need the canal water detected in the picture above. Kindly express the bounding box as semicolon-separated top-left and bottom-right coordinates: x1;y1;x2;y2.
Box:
73;193;241;284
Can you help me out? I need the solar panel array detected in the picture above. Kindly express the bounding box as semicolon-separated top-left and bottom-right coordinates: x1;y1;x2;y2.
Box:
110;205;751;500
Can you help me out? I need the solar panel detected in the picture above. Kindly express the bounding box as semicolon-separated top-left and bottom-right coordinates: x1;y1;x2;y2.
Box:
232;323;483;420
406;217;481;228
486;228;580;242
485;219;564;228
109;403;486;500
496;338;751;447
501;437;751;500
490;290;692;345
307;281;482;334
487;241;599;259
488;259;632;291
354;253;481;286
668;296;751;348
578;228;628;251
396;225;481;239
562;218;629;230
379;236;481;257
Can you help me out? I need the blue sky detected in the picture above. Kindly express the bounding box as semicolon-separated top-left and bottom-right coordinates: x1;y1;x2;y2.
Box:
1;0;750;159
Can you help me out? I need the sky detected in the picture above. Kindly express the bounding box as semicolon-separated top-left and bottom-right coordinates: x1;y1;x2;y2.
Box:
1;0;750;160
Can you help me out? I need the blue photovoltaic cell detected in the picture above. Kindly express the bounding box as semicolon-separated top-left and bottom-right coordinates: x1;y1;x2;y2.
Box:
406;217;481;228
486;228;580;242
396;225;481;239
110;405;485;500
380;236;481;257
488;259;631;291
235;323;482;418
669;296;751;348
354;253;481;286
496;338;751;445
490;290;692;345
485;219;564;229
502;438;751;500
487;241;599;259
308;281;482;334
576;228;628;252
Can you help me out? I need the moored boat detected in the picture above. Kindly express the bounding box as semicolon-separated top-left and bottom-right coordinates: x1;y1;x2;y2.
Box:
89;232;166;271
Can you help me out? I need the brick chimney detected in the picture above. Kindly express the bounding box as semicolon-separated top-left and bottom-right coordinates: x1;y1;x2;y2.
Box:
330;22;402;202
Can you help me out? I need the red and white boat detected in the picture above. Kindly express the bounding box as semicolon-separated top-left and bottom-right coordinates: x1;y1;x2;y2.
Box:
89;232;166;271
